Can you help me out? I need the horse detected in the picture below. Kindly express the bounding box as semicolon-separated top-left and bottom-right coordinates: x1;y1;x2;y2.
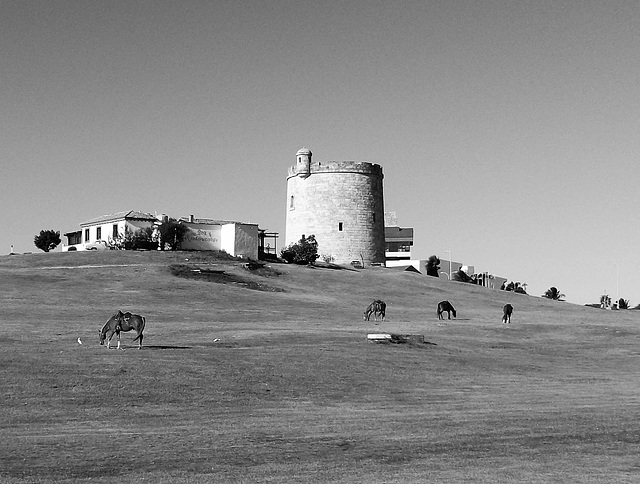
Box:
502;304;513;324
364;300;386;321
99;310;146;350
437;300;456;320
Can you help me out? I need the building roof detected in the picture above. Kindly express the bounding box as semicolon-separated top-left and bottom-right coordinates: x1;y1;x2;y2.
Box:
179;217;258;226
80;211;157;226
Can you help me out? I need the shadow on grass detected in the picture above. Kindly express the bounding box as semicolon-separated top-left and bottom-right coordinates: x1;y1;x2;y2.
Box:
168;264;285;292
110;345;192;350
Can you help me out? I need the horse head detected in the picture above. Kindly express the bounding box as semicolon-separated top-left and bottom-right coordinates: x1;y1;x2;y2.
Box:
99;311;125;345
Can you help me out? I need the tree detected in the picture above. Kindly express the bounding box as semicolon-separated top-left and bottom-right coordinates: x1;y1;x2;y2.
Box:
426;255;440;277
158;218;187;251
112;226;157;251
34;229;61;253
542;286;565;301
280;234;319;265
618;298;630;310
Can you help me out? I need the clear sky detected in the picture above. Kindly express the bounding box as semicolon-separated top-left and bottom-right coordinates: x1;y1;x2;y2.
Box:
2;1;639;305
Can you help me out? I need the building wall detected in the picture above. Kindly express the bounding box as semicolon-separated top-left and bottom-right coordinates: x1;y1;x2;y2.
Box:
225;223;259;259
181;223;222;251
286;155;385;266
182;221;258;259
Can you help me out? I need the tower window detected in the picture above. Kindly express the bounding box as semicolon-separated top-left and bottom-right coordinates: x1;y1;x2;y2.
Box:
339;222;343;231
290;195;295;209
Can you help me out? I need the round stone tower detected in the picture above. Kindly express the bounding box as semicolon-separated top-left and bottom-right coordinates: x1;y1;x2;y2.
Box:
285;147;386;266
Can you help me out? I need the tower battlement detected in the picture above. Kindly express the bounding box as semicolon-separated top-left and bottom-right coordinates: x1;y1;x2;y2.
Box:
287;160;383;179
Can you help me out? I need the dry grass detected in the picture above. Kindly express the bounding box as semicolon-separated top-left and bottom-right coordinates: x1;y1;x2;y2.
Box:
2;250;640;483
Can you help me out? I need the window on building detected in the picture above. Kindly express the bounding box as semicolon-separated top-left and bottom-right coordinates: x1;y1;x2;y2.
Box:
113;224;118;239
339;222;343;231
290;196;294;209
372;213;376;223
84;228;90;242
96;227;102;240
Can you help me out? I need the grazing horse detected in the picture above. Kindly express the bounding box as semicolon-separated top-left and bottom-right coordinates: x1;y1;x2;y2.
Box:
99;310;146;350
502;304;513;324
364;300;386;321
437;300;457;320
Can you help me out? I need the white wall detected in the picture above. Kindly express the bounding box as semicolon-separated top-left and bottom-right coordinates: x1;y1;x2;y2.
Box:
181;223;223;251
182;221;258;258
233;223;259;259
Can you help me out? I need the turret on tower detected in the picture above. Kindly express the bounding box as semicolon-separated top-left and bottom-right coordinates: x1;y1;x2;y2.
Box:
295;147;312;178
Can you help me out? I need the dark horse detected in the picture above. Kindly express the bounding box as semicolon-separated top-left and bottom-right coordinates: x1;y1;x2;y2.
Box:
502;304;513;324
437;300;457;320
364;300;386;321
99;310;146;350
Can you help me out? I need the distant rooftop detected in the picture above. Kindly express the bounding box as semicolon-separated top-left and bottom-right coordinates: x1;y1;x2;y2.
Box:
80;210;157;226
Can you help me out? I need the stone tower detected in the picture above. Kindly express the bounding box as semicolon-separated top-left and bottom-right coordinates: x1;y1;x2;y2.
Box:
285;147;386;266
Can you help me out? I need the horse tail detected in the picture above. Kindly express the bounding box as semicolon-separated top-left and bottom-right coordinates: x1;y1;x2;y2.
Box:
132;316;146;342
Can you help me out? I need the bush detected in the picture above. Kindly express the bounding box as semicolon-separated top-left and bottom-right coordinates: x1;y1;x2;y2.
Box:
34;230;61;253
281;235;319;265
112;226;157;250
542;287;565;301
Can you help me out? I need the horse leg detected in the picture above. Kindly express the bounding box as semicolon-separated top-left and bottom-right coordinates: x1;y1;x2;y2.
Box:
116;331;123;351
138;332;143;349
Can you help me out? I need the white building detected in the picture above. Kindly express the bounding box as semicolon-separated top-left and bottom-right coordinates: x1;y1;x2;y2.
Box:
63;211;157;251
179;215;259;259
62;211;260;259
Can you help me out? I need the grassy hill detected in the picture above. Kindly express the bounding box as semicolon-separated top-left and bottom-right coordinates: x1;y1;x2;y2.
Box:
2;251;640;483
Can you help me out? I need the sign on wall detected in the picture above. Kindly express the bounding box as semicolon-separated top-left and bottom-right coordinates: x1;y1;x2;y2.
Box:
181;224;222;251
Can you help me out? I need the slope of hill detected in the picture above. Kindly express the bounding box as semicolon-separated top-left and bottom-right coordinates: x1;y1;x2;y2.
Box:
1;251;639;483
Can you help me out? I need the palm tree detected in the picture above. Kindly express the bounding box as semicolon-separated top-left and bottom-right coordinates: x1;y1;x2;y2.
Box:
543;287;565;301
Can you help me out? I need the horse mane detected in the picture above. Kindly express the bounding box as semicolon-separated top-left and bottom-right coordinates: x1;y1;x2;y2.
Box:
100;311;124;333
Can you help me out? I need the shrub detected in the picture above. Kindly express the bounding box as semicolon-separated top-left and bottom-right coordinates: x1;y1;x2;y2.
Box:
112;226;157;250
280;235;319;265
542;287;565;301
